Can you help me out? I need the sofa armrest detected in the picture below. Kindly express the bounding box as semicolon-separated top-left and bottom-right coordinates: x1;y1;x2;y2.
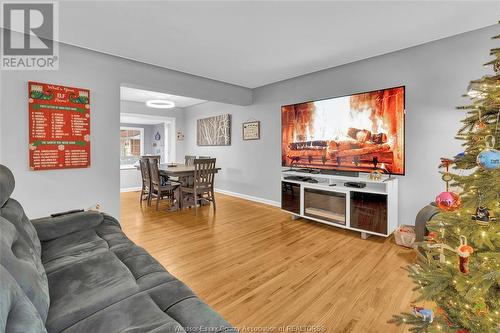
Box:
31;211;104;241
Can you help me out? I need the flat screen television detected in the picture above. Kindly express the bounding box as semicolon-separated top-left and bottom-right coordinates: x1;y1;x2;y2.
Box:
281;86;405;175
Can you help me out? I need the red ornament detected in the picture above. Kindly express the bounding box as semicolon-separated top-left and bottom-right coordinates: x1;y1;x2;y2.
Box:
435;192;462;211
440;158;453;168
427;231;438;241
456;329;470;333
457;236;474;274
458;245;474;255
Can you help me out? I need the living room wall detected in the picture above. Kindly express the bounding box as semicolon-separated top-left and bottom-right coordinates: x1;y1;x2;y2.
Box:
0;32;252;218
184;25;498;226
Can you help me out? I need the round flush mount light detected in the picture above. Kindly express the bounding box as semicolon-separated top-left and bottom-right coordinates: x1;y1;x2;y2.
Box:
146;100;175;109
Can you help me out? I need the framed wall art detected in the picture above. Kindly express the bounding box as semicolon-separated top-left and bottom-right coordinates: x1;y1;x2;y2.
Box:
29;81;91;170
242;120;260;140
197;114;231;146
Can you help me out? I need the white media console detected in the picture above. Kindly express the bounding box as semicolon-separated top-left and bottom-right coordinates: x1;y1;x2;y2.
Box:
281;169;398;239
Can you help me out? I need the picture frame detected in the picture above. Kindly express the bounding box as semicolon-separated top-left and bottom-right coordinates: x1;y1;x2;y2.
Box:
197;114;231;146
242;120;260;140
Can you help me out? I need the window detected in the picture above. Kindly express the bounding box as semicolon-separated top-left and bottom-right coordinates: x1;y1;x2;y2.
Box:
120;127;144;168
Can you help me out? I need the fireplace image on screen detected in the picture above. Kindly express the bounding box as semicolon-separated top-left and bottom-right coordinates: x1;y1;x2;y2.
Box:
281;86;405;175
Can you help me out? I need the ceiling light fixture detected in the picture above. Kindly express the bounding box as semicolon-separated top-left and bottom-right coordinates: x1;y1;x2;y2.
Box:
146;100;175;109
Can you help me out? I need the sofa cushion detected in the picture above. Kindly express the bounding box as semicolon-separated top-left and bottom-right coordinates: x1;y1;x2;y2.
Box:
105;242;234;333
32;211;104;241
0;166;41;257
38;214;122;274
41;229;108;274
167;298;235;333
45;252;139;333
0;266;47;333
0;216;50;323
60;293;186;333
0;164;15;207
1;198;42;257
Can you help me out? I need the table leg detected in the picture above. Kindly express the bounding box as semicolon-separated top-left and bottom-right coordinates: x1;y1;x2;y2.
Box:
178;175;192;210
167;186;181;212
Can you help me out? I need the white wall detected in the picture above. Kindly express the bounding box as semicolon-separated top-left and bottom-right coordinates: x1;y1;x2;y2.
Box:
184;25;498;225
151;124;165;157
120;169;142;192
0;33;252;219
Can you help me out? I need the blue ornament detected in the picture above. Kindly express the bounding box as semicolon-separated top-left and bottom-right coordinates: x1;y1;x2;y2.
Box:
477;148;500;170
454;152;465;164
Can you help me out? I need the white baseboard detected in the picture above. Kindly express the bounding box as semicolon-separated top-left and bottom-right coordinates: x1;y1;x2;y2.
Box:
121;187;141;193
214;188;280;207
121;186;280;207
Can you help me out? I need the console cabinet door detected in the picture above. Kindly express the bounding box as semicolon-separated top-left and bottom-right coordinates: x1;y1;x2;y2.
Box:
281;181;300;214
350;191;387;235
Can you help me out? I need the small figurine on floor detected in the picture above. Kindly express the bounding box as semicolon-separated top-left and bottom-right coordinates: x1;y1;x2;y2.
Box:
412;306;434;323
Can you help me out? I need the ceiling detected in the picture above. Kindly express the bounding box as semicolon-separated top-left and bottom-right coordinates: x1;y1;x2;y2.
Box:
120;86;206;108
58;1;499;88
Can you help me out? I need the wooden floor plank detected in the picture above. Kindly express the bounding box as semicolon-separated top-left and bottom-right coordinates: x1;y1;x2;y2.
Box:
120;191;416;332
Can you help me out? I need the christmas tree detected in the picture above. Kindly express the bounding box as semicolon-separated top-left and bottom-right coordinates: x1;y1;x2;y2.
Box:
390;31;500;332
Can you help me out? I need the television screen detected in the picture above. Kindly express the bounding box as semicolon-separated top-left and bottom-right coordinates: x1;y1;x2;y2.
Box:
281;86;405;175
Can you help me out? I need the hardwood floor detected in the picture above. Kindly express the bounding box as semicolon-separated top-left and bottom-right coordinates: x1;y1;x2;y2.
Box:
120;191;417;333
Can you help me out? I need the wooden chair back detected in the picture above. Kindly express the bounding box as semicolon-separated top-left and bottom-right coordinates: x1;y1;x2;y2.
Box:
185;155;196;166
147;155;161;163
198;156;211;159
148;156;162;188
139;157;151;186
193;158;216;190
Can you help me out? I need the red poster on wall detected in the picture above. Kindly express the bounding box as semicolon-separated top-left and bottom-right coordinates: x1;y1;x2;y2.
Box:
29;81;91;170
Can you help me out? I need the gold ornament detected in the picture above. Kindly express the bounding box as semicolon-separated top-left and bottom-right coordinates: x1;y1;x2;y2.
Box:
369;170;382;181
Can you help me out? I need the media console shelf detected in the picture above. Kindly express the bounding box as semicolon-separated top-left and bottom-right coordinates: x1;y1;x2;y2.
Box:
281;170;398;239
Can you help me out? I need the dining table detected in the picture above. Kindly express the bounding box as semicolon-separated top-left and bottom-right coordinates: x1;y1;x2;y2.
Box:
158;163;221;178
158;163;221;211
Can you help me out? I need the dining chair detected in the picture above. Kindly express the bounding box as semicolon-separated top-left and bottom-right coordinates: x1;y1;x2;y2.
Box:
146;155;161;167
198;156;211;159
148;155;171;182
139;157;152;206
185;155;196;166
148;157;180;211
180;158;217;215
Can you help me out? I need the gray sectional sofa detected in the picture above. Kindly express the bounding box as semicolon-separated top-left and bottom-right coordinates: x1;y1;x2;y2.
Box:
0;164;235;333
